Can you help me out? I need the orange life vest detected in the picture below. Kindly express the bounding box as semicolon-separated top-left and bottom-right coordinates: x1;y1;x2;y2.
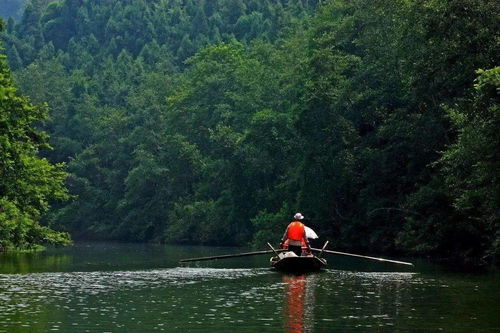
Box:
287;221;306;241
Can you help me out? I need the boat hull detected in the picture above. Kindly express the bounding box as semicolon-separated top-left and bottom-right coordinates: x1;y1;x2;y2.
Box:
270;255;327;273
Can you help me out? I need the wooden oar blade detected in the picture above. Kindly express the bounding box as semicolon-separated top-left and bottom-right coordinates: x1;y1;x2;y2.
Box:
179;249;284;263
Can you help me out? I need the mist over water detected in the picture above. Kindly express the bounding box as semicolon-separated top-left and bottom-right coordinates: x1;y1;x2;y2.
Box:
0;243;498;332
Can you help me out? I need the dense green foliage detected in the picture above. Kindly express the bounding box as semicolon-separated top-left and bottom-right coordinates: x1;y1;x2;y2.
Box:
436;68;499;263
296;0;499;265
0;21;70;251
1;0;498;265
1;0;318;243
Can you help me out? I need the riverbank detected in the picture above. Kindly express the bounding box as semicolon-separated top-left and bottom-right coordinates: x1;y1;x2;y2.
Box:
0;244;46;253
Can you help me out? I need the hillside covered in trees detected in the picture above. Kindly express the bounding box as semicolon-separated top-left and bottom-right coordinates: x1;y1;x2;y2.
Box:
0;0;498;266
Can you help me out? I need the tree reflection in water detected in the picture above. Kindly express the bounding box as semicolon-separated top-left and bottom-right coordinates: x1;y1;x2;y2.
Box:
283;274;317;333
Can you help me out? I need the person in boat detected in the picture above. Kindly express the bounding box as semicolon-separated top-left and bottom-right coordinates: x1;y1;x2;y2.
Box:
280;213;311;256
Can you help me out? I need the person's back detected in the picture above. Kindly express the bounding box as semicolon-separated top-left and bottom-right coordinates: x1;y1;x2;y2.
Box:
287;221;305;242
281;213;310;256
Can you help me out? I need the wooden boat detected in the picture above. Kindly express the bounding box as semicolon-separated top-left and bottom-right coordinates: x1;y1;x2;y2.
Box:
179;241;413;270
270;252;327;273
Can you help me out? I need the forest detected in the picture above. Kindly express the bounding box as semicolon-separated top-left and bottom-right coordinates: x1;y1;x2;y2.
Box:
0;0;498;266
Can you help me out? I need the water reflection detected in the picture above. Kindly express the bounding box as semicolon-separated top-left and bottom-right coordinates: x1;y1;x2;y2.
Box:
0;252;72;274
283;274;317;333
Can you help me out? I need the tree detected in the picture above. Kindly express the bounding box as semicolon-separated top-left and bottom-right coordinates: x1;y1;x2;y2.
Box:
0;31;70;251
439;68;499;264
6;44;22;70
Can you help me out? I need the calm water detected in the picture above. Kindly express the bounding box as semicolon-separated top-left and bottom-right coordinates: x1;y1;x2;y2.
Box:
0;243;498;332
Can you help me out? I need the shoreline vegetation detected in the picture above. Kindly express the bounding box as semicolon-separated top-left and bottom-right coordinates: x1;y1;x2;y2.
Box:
0;244;46;253
0;17;70;255
0;0;498;268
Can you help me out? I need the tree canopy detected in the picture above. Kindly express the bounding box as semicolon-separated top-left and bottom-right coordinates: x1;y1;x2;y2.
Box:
0;0;498;265
0;19;70;251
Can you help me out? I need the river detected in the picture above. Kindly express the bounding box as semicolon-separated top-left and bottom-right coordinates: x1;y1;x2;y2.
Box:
0;242;498;332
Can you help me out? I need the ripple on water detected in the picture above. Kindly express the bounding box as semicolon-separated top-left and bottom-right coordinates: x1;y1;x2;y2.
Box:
0;267;269;292
1;267;497;332
0;267;271;327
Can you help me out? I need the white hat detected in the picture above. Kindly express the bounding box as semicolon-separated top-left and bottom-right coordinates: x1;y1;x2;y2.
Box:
294;213;304;220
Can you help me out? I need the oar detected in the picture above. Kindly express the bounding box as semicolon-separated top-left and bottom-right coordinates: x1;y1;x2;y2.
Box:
179;249;286;263
311;248;414;267
317;241;329;258
267;242;280;256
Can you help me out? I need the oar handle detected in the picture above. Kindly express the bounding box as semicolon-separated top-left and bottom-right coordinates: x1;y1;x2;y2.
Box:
267;242;279;256
317;240;329;258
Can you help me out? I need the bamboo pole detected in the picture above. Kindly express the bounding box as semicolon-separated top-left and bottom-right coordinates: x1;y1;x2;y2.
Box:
179;249;286;263
267;242;280;256
311;248;414;266
317;241;329;258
